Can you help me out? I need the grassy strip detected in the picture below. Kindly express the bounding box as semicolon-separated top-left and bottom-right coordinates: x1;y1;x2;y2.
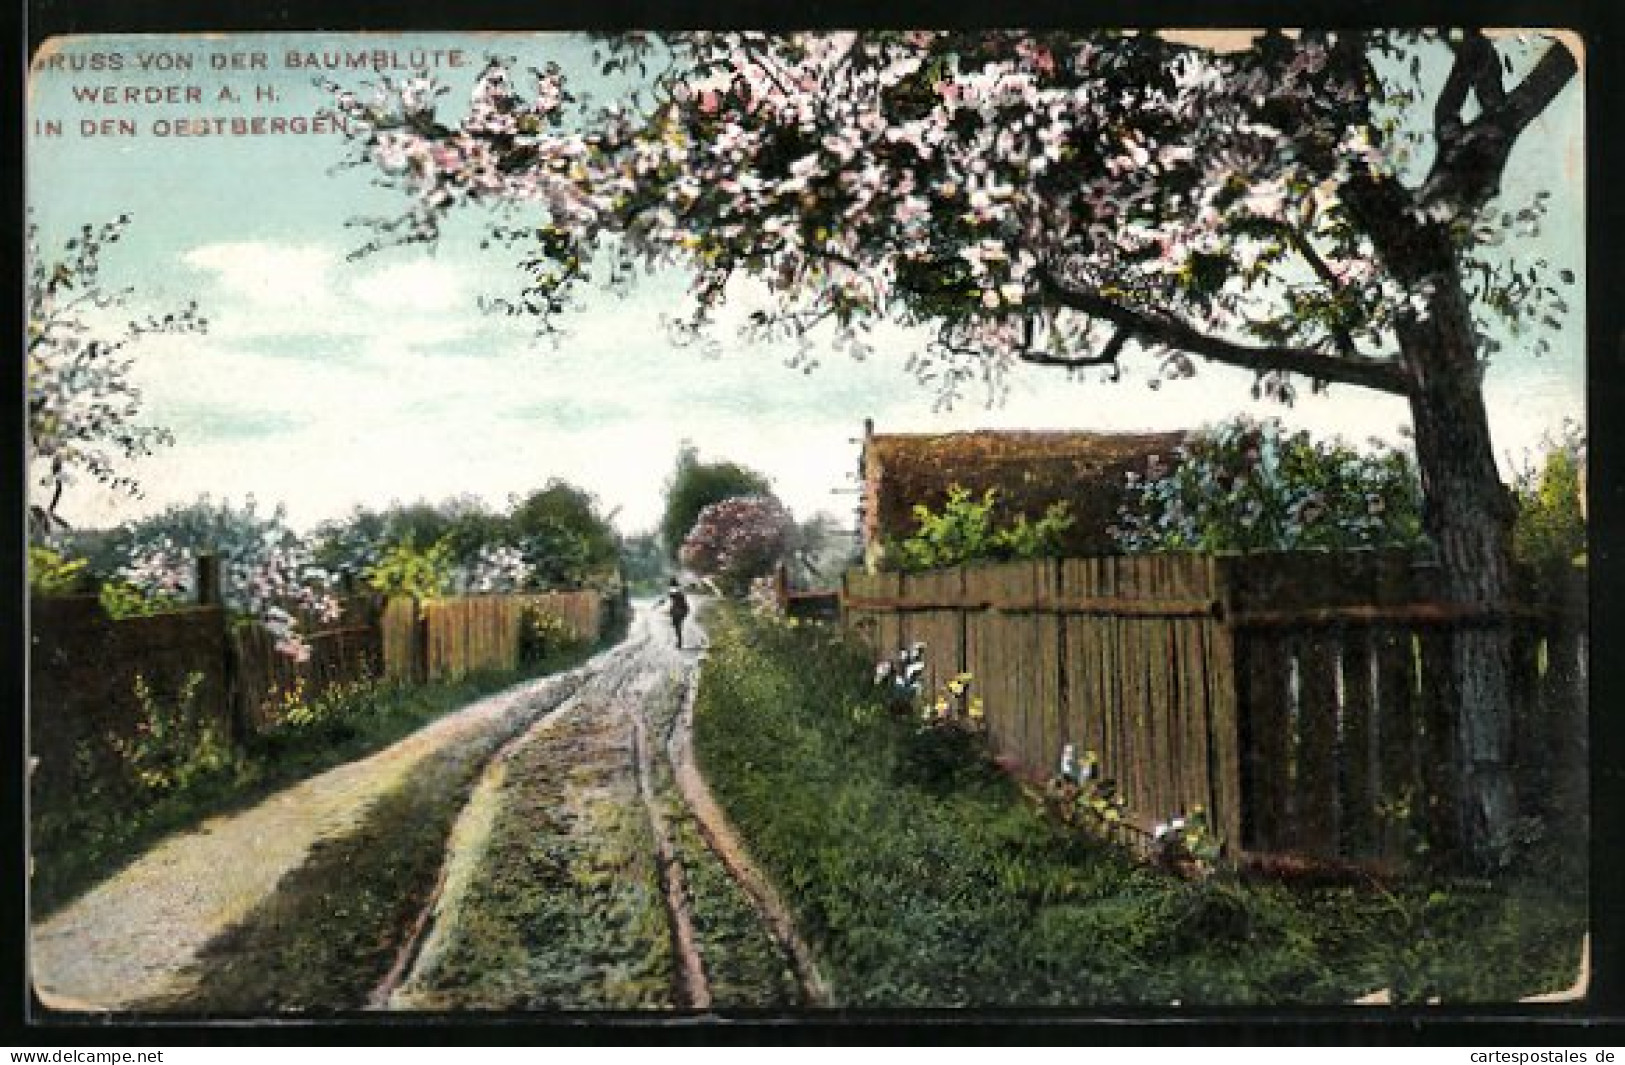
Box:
402;696;674;1010
693;608;1588;1007
666;807;799;1009
139;717;523;1014
642;672;799;1009
32;639;606;919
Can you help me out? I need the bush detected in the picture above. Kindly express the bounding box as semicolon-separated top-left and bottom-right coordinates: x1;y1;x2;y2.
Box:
1113;417;1426;554
255;672;387;748
519;606;581;662
98;578;182;620
892;485;1073;571
110;672;235;798
1512;425;1586;572
365;537;453;599
29;545;90;596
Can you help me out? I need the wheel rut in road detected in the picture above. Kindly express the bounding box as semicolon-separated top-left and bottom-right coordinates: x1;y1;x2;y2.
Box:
386;604;823;1011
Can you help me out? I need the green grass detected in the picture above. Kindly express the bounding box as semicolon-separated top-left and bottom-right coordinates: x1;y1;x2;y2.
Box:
692;608;1589;1008
667;806;799;1008
640;671;799;1008
31;637;609;919
405;702;674;1010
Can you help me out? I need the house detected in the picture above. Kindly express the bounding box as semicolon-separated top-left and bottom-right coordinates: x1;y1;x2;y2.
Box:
857;419;1187;570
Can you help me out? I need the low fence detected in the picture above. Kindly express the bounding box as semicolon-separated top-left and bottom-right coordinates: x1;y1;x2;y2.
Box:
30;586;612;800
384;590;605;683
843;553;1586;867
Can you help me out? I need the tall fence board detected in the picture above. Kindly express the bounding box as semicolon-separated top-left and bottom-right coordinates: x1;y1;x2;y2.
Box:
844;553;1587;868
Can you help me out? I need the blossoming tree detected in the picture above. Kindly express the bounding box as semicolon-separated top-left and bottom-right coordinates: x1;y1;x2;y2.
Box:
329;29;1579;863
27;215;204;537
679;494;793;594
101;496;342;661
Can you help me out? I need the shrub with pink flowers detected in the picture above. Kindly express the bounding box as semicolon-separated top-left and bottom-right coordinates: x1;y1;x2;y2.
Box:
678;495;792;596
95;496;341;660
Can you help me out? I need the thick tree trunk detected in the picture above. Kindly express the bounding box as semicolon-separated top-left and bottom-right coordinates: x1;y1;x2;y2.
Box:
1398;273;1519;867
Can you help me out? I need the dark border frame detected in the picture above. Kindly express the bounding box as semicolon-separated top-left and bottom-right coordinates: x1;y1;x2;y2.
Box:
9;0;1623;1045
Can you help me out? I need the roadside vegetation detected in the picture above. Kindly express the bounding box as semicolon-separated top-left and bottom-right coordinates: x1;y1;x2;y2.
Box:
395;687;673;1010
692;608;1587;1007
31;632;613;920
640;672;800;1008
143;712;528;1013
403;658;797;1011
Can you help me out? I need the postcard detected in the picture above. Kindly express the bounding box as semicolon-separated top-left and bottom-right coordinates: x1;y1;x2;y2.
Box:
24;27;1589;1020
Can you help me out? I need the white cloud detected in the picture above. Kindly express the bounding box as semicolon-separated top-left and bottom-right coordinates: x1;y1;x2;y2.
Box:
183;241;339;311
349;259;468;315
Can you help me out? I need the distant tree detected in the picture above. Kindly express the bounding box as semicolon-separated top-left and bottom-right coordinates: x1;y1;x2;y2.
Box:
28;215;204;537
313;483;620;592
619;531;669;595
92;495;339;659
679;495;792;594
507;479;621;588
785;511;859;586
1112;417;1427;554
310;505;395;586
659;443;774;556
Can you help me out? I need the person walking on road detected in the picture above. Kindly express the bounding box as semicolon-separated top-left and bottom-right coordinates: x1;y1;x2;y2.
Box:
663;578;690;649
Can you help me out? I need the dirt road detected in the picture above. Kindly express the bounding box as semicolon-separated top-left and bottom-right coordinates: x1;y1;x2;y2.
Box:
30;603;822;1013
383;602;826;1010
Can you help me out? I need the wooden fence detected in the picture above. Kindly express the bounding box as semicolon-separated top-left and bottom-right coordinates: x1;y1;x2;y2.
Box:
30;587;610;803
30;597;231;800
843;553;1586;867
231;598;383;734
381;590;605;683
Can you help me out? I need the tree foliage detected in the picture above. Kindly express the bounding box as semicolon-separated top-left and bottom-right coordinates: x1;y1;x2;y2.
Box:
28;215;204;536
893;485;1074;571
1511;424;1585;572
678;494;792;594
364;537;454;600
785;510;859;586
659;443;774;556
310;479;620;592
618;531;669;595
28;546;91;597
329;30;1575;403
75;495;341;659
1112;417;1427;554
508;480;622;588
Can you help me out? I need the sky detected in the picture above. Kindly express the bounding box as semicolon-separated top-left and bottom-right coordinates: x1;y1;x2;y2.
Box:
25;31;1586;538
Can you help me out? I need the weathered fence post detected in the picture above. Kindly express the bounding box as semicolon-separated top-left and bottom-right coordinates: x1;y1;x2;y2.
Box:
196;553;223;606
1206;553;1245;856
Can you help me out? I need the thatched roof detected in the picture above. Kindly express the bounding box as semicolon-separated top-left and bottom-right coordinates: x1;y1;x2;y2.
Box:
862;428;1187;557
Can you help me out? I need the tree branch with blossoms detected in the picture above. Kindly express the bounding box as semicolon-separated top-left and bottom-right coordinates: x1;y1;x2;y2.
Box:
28;215;205;537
